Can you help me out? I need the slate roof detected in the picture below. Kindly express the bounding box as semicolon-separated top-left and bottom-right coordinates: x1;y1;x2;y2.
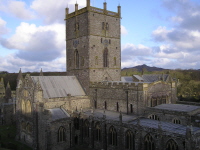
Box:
31;76;85;98
154;104;200;112
48;108;70;121
83;109;200;135
121;74;171;83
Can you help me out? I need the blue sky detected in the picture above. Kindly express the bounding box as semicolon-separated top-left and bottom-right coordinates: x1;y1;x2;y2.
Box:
0;0;200;73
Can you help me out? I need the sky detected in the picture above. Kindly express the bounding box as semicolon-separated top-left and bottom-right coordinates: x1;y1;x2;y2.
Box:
0;0;200;73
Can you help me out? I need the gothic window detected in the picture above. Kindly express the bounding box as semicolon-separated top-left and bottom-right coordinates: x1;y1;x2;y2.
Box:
157;97;162;105
74;50;79;69
166;139;178;150
83;120;89;137
74;117;79;130
149;115;160;121
116;102;119;112
103;48;108;67
125;130;135;150
144;134;155;150
95;122;101;141
173;118;181;124
26;101;32;115
21;100;25;114
114;57;116;66
95;56;98;65
109;126;117;146
57;126;66;142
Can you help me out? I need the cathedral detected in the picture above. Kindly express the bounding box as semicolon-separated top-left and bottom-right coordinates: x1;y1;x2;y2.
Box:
16;0;200;150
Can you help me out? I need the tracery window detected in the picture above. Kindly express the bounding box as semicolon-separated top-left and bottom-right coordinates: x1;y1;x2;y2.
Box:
21;100;25;114
125;130;135;150
144;134;155;150
74;50;79;69
103;48;108;67
166;139;179;150
149;115;160;121
83;120;89;137
95;122;101;141
57;126;66;142
109;126;117;146
26;100;32;115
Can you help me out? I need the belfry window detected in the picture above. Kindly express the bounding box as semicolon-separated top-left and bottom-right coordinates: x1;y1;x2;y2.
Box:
103;48;108;67
125;130;135;150
166;139;179;150
95;122;101;141
109;126;117;146
144;134;155;150
75;50;79;69
57;126;66;142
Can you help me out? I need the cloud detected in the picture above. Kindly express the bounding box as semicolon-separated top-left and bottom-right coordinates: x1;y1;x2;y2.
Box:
31;0;86;24
1;22;65;62
0;17;9;35
121;25;128;35
0;0;35;20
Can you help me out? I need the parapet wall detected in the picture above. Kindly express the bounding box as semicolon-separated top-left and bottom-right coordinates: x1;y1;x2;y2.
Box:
90;81;144;90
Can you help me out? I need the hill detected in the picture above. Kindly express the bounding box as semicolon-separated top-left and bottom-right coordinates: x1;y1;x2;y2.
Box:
122;64;167;72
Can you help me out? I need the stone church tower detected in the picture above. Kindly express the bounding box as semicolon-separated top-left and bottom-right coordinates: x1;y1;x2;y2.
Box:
65;0;121;93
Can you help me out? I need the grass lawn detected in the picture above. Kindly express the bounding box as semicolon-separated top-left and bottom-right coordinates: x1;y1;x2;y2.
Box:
0;125;32;150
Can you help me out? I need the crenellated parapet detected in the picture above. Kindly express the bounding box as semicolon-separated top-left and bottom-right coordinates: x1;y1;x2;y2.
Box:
65;0;121;20
90;81;144;90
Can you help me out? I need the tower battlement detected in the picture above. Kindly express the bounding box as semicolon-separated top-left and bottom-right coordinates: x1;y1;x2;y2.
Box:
65;0;121;20
90;81;144;90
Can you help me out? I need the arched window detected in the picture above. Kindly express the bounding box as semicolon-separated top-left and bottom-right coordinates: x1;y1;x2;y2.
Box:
95;122;101;141
125;130;135;150
74;117;79;130
166;139;178;150
21;100;25;114
103;48;108;67
144;134;155;150
57;126;66;142
83;120;89;137
149;115;160;121
74;50;79;69
114;57;116;66
26;100;32;115
109;126;117;146
172;118;181;124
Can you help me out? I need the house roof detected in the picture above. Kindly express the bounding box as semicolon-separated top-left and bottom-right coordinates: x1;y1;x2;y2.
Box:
31;76;85;98
48;108;70;121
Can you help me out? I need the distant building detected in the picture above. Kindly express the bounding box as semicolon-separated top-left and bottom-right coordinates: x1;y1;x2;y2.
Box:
16;1;200;150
